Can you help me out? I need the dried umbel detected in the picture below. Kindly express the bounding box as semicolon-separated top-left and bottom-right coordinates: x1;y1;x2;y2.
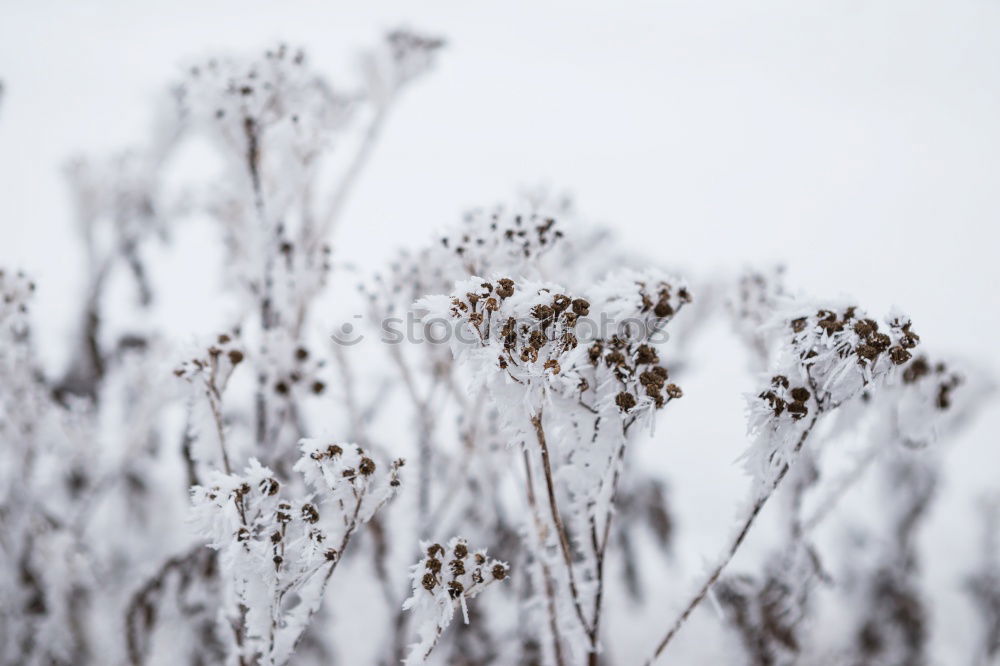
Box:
578;269;691;418
364;199;570;329
643;300;926;666
191;444;402;666
440;205;566;278
402;537;509;664
716;544;821;666
64;150;167;251
418;276;588;416
888;354;990;447
420;268;692;664
727;265;788;368
744;303;921;497
177;43;354;168
293;439;404;523
173;332;245;384
174;332;246;474
363;28;445;105
779;305;918;403
418;269;690;420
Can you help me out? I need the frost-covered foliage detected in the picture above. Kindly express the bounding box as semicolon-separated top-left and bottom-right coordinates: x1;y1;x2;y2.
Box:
744;304;919;497
0;27;996;666
189;444;401;665
967;496;1000;665
402;537;509;664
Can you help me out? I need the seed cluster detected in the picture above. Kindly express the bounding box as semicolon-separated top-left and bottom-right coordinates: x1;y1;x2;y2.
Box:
790;308;918;368
365;247;449;319
901;356;965;410
441;207;565;276
758;375;812;420
198;465;332;573
448;279;584;373
440;274;691;416
386;30;446;66
589;340;680;411
416;538;509;600
174;332;245;383
586;278;689;412
308;443;403;487
269;343;327;397
180;42;348;131
633;279;692;319
730;267;786;328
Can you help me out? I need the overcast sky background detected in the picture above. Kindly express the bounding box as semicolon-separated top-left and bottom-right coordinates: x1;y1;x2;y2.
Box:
2;1;999;660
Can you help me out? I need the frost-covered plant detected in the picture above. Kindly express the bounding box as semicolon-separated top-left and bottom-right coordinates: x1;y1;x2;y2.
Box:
417;269;689;664
645;303;920;664
402;537;509;664
2;28;442;666
190;442;402;665
967;496;1000;665
3;23;997;666
727;265;788;370
834;354;989;666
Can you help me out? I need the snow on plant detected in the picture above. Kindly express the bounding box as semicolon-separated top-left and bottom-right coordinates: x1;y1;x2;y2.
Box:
644;302;921;664
713;349;991;666
174;332;246;474
417;268;690;663
834;354;991;665
3;24;998;666
727;265;789;369
744;303;920;496
402;537;509;664
967;495;1000;664
190;442;402;665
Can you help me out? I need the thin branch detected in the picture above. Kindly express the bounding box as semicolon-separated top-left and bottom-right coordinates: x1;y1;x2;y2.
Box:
523;449;567;666
531;412;596;639
644;412;820;664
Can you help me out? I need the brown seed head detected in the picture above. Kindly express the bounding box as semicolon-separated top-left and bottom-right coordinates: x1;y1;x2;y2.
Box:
790;387;810;402
615;391;637;412
889;346;911;366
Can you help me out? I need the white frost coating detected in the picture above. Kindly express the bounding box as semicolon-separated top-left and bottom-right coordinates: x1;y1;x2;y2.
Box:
885;354;993;448
190;444;402;666
725;265;790;369
179;44;355;169
293;438;404;524
419;271;690;664
743;301;920;498
401;537;509;665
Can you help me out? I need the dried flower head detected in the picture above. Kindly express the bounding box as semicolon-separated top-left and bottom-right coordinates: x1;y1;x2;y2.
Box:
402;537;509;664
744;301;921;495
